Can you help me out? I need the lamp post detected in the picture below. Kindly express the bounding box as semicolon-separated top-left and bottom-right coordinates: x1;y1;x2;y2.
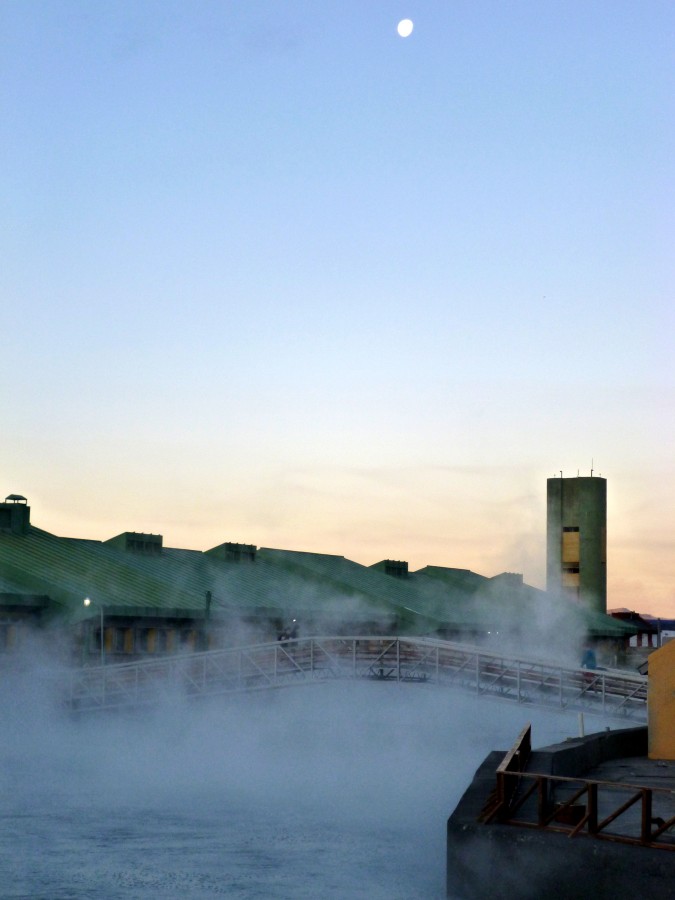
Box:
204;591;212;651
83;597;105;665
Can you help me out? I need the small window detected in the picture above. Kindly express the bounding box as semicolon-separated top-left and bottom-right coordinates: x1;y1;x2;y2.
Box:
138;628;156;653
114;628;133;654
0;623;16;650
562;530;580;564
562;567;580;589
181;629;196;651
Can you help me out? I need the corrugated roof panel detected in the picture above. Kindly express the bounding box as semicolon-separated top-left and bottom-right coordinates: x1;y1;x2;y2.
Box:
0;524;632;639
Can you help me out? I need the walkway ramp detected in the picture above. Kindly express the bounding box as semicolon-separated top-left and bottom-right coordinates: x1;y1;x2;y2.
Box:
68;636;647;721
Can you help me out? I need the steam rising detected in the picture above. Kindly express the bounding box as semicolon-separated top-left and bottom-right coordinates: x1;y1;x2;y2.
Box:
1;642;609;898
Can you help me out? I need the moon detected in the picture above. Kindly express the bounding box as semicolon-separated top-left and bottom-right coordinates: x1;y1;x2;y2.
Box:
397;19;414;38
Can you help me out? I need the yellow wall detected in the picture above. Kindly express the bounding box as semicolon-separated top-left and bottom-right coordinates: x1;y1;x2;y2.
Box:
648;639;675;759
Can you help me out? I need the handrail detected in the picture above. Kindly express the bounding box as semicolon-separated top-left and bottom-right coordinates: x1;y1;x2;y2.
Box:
67;636;648;719
492;769;675;851
482;724;675;852
479;723;532;823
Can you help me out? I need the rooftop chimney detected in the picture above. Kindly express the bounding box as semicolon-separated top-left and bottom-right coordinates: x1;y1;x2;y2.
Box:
0;495;30;534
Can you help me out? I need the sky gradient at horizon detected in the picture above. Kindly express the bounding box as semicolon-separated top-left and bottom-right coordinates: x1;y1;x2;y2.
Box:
2;2;673;613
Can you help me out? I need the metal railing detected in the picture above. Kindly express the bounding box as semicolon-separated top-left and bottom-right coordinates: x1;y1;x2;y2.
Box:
67;636;647;720
482;732;675;851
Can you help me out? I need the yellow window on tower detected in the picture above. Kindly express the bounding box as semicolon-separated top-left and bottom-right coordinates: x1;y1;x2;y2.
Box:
562;527;579;564
562;567;580;588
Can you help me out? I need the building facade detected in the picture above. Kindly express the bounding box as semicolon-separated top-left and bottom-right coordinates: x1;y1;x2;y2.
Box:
546;475;607;614
1;490;632;665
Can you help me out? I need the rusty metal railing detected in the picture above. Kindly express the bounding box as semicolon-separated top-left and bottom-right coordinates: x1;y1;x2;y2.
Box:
482;729;675;850
479;723;532;823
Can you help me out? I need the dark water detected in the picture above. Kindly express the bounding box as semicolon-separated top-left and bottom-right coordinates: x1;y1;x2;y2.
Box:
2;803;434;899
0;675;601;899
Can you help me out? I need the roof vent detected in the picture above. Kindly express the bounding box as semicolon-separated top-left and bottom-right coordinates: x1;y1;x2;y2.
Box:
105;532;163;554
0;496;30;534
370;559;409;579
206;542;257;563
490;572;524;587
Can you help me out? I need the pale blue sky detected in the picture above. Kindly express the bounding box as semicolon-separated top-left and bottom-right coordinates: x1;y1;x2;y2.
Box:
2;2;673;611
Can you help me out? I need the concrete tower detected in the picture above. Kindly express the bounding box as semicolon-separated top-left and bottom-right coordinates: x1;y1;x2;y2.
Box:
546;475;607;614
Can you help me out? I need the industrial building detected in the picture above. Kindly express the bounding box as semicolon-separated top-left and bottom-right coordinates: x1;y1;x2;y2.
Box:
546;474;607;614
0;493;632;665
609;609;675;671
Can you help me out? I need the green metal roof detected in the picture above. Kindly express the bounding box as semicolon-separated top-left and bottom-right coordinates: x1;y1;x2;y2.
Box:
407;565;635;638
257;548;441;634
0;523;634;639
0;528;284;623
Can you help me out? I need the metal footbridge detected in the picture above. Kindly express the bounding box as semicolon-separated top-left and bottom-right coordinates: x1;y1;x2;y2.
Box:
68;636;647;721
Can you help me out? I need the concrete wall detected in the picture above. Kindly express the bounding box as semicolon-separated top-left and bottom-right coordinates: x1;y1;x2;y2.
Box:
446;727;675;900
547;476;607;614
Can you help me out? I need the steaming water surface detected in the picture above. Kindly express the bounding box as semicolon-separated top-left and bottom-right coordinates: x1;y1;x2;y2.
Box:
1;670;610;899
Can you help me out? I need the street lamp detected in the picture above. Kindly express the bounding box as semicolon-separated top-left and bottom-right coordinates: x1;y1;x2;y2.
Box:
83;597;105;665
